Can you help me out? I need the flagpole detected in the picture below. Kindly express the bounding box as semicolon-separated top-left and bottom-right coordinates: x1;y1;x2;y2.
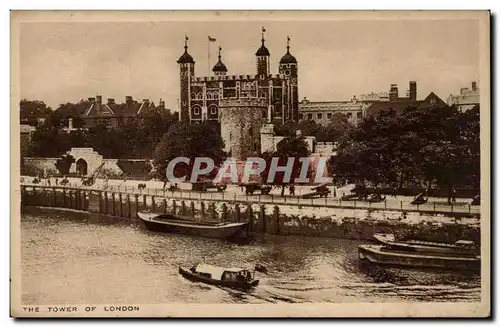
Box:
208;37;211;76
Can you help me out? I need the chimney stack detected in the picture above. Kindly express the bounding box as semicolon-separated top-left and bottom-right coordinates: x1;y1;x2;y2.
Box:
158;98;165;109
472;81;477;91
409;81;417;102
88;97;95;102
126;96;133;104
389;84;399;101
96;95;102;105
107;98;115;105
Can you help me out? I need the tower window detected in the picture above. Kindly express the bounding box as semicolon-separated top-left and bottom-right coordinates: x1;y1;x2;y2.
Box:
327;113;332;119
357;112;362;119
193;106;201;115
317;113;322;120
299;114;303;120
347;113;352;119
210;105;218;115
307;114;313;120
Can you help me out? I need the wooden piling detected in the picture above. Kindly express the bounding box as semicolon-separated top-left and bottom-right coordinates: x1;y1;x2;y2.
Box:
221;203;227;221
119;193;123;217
181;201;186;216
127;194;132;218
104;192;108;214
163;199;167;215
172;200;177;215
260;205;266;233
63;188;67;207
134;194;139;217
200;202;205;221
151;196;156;212
235;203;241;222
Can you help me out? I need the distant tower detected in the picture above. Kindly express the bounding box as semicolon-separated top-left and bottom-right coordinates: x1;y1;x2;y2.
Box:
389;84;399;101
212;46;228;76
256;26;270;76
177;35;195;122
409;81;417;102
279;36;299;122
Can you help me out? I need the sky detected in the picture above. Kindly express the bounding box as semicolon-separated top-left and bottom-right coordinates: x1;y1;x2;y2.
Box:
19;17;481;111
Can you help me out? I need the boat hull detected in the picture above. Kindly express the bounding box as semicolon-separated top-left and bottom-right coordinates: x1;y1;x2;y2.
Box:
179;267;259;290
373;233;479;255
138;212;249;240
358;244;480;272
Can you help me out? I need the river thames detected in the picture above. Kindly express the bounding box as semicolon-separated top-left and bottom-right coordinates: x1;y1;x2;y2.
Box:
21;209;481;304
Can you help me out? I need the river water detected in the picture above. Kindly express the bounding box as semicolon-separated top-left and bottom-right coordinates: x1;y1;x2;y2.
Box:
21;209;481;305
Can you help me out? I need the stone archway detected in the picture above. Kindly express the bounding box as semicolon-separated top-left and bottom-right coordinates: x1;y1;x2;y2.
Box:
76;158;88;176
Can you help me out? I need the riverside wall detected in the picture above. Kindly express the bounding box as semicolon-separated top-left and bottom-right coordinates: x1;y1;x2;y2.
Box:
20;185;481;244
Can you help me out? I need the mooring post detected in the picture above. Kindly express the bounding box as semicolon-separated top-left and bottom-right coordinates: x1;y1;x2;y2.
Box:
151;196;156;212
163;198;168;215
190;201;195;216
142;194;147;211
181;200;186;216
172;200;177;215
52;187;57;207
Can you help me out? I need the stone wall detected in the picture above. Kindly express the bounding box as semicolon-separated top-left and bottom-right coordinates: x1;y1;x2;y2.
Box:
22;157;59;176
21;186;480;243
22;155;150;179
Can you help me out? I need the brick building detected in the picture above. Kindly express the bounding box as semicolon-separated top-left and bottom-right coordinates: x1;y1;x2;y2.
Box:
56;95;170;131
177;29;299;124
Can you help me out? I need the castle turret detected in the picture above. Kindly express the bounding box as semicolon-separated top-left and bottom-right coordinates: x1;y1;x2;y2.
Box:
178;36;195;122
278;37;299;122
256;27;270;76
212;46;228;76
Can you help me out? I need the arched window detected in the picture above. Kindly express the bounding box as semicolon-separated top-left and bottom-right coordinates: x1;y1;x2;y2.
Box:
193;105;201;115
209;104;218;115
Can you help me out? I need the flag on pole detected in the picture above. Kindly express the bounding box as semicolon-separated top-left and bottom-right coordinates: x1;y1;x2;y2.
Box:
208;36;216;42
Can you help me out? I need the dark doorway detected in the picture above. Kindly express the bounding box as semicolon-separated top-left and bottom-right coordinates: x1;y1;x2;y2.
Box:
76;159;88;176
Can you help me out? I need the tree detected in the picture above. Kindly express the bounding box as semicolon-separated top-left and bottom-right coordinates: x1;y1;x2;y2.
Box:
19;99;52;126
55;154;75;175
261;135;311;195
153;121;226;182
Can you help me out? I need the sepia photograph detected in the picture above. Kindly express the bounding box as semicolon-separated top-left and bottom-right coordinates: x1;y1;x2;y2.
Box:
10;10;490;318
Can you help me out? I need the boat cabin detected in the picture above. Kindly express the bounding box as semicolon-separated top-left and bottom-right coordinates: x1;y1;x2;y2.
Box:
190;263;252;282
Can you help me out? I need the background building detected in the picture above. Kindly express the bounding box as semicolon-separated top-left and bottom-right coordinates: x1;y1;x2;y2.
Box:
56;95;169;131
298;96;367;126
447;81;480;112
178;30;299;125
